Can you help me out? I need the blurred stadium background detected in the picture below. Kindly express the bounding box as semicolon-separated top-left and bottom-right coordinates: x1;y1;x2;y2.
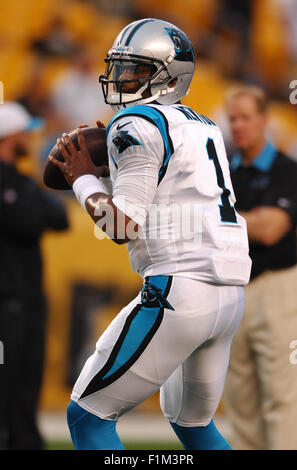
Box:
1;0;296;449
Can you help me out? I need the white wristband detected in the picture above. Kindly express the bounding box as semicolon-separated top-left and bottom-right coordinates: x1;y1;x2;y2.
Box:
72;174;107;211
99;176;113;195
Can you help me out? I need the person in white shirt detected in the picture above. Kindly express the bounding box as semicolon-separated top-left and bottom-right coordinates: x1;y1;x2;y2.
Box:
50;47;111;129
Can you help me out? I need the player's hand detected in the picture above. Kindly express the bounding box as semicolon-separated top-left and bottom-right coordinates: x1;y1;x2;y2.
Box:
96;120;106;129
49;128;108;187
76;121;106;129
72;121;106;131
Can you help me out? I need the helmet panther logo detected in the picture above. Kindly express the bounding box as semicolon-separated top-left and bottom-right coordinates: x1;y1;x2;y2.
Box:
165;27;194;63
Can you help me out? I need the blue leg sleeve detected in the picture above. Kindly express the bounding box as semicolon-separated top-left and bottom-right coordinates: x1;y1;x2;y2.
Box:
67;400;125;450
170;419;232;450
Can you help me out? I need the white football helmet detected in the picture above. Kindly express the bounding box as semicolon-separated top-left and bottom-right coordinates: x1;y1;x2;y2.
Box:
99;18;195;111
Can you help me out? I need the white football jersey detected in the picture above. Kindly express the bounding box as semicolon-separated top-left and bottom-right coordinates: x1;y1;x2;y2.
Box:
106;104;251;285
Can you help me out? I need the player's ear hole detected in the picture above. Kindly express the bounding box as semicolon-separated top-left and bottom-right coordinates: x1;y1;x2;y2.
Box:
168;78;177;88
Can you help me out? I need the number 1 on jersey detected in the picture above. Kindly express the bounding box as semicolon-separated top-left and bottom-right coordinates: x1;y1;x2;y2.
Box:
206;138;237;223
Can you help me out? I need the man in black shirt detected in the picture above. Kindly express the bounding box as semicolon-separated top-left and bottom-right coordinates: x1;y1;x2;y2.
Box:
224;86;297;449
0;102;69;449
231;143;297;279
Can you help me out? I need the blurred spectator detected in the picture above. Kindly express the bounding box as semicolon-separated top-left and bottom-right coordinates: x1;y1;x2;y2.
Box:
0;102;69;449
92;0;136;17
211;0;254;79
224;86;297;449
31;15;77;59
50;47;111;129
18;63;51;118
17;63;69;165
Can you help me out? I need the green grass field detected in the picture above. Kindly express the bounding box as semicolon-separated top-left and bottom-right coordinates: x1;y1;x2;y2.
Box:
46;440;183;450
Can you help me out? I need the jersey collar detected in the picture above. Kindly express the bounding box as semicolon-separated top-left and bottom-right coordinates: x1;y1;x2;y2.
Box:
230;141;277;172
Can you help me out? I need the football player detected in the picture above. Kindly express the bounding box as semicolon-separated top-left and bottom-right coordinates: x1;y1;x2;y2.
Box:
50;18;251;450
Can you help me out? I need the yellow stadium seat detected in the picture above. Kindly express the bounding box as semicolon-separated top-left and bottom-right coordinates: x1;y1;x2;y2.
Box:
251;0;289;85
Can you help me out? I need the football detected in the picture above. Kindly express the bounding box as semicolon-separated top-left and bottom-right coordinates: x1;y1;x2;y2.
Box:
43;127;108;190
